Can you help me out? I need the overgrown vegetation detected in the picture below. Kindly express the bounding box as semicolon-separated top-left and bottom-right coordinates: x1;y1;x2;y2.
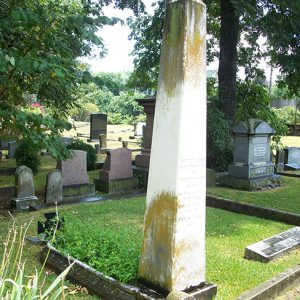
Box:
51;197;300;300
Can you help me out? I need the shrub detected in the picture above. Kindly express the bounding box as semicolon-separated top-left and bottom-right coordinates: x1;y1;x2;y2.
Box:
207;104;233;172
272;106;300;125
15;140;40;174
67;138;97;171
69;102;99;122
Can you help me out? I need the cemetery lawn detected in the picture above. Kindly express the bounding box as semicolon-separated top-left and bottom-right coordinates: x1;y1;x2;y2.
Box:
207;176;300;214
15;196;297;300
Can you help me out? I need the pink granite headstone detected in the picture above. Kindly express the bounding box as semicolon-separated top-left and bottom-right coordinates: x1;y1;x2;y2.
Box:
57;150;89;186
100;148;133;181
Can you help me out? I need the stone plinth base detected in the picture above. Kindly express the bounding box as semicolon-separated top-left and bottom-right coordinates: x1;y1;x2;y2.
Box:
12;196;38;210
229;162;274;179
94;178;139;194
135;152;150;168
219;174;282;191
166;283;217;300
133;166;149;189
63;183;95;201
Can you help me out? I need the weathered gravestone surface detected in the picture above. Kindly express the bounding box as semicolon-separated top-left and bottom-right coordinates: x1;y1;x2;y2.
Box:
245;227;300;262
45;169;63;203
283;147;300;170
138;1;216;298
60;136;73;146
57;150;95;200
99;134;107;150
275;149;285;172
12;166;38;210
94;148;138;194
219;119;281;190
90;113;107;141
7;141;18;159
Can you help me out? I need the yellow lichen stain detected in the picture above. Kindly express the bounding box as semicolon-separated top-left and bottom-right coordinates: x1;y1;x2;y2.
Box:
160;0;206;98
138;192;179;291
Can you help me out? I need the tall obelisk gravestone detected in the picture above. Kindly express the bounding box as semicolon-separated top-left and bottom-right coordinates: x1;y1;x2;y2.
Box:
138;0;211;297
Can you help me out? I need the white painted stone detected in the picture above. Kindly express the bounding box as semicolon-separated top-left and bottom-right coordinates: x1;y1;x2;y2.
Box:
138;0;207;293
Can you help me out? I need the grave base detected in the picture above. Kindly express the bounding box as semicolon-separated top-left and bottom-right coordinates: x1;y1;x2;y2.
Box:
218;174;282;191
133;165;149;189
11;196;38;210
63;183;95;201
94;177;139;194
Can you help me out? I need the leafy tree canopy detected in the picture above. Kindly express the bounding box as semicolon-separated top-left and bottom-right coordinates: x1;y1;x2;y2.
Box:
0;0;142;158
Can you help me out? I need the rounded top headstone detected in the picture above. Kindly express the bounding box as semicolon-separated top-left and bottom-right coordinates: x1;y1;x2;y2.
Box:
233;118;275;135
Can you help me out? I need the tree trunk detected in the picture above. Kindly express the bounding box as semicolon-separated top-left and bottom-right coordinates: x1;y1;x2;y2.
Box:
218;0;239;124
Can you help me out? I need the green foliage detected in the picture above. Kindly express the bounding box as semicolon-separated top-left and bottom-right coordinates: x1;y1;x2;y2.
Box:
0;222;72;299
236;80;288;147
207;104;233;172
207;78;233;172
0;0;137;160
272;107;300;125
67;139;97;171
69;102;98;122
15;140;41;174
55;226;140;283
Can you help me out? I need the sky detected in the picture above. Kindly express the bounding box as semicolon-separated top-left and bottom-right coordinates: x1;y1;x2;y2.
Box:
82;1;279;83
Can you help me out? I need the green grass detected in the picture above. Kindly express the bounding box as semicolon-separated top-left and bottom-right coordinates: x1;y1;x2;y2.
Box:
207;176;300;214
47;197;300;300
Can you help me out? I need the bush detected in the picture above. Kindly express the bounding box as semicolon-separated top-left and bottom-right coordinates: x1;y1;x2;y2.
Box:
69;102;99;122
272;106;300;125
67;139;97;171
207;104;233;172
15;140;41;174
236;80;289;148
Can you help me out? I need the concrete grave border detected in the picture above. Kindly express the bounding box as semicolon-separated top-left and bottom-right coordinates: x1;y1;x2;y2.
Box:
237;265;300;300
276;171;300;179
41;244;217;300
206;196;300;226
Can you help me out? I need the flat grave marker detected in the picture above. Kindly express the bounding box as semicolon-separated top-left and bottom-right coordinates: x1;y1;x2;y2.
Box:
245;227;300;262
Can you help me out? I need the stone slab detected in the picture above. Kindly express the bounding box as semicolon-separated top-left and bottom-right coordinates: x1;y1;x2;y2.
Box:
62;183;95;201
245;227;300;262
237;265;300;300
218;174;282;191
284;163;300;170
11;196;38;210
94;178;139;194
206;195;300;226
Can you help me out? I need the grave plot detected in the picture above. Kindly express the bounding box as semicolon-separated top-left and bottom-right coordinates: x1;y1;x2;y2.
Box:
41;197;300;300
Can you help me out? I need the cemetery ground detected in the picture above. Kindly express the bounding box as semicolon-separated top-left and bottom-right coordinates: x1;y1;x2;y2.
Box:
1;126;300;299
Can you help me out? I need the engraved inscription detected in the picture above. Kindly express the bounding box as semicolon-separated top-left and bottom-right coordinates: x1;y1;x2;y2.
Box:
254;144;267;157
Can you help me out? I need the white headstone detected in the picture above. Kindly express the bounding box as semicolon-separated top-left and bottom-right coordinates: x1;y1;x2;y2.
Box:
138;0;207;293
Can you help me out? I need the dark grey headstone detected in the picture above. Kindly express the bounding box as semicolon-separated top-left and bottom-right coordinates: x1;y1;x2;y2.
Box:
245;227;300;262
228;119;275;180
284;147;300;170
275;150;285;172
45;169;63;203
90;113;107;141
7;141;18;158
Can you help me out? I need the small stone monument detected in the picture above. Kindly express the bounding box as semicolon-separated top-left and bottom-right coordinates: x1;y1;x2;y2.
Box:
138;0;216;298
219;119;281;190
99;134;107;150
57;150;95;200
12;166;38;210
94;148;138;194
275;149;285;172
90;113;107;141
283;147;300;170
134;122;146;136
45;169;63;203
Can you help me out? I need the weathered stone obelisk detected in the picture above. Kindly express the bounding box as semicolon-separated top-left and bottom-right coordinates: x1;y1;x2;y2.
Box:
138;0;210;296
